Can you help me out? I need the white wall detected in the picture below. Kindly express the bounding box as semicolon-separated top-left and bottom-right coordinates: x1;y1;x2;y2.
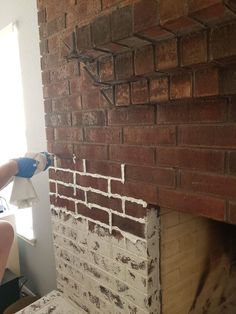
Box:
0;0;56;295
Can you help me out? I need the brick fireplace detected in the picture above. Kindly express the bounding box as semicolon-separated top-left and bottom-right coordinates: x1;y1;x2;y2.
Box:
37;0;236;313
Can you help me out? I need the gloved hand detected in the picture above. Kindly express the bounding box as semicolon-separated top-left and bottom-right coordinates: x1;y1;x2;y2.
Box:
41;152;52;170
15;157;38;178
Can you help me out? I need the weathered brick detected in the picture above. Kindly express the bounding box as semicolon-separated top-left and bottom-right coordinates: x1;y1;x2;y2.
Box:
123;126;176;145
53;196;76;212
221;65;236;95
82;89;106;110
112;214;145;238
77;24;93;52
179;125;236;147
158;188;226;221
108;105;155;125
84;127;122;144
150;77;169;103
170;72;192;99
46;127;54;141
189;1;234;25
210;22;236;61
52;95;82;112
181;31;208;66
115;83;130;107
92;14;111;48
157;147;225;173
159;0;188;25
133;0;159;33
77;203;109;224
76;0;102;23
180;171;236;198
156;99;227;124
45;113;71;127
155;38;178;70
87;191;122;212
134;45;154;75
111;5;133;41
228;151;236;174
69;77;80;95
228;202;236;224
99;56;114;82
43;81;70;98
74;144;108;160
115;52;134;80
82;110;106;126
131;79;149;104
47;14;66;36
54;127;83;142
194;67;220;97
125;165;175;187
110;144;155;166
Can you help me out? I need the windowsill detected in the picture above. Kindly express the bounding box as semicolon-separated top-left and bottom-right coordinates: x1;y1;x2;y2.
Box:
16;228;36;246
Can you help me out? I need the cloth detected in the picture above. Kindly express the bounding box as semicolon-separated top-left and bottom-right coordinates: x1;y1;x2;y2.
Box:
9;153;49;209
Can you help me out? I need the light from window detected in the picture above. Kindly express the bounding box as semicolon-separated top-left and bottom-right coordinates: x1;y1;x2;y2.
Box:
0;23;33;237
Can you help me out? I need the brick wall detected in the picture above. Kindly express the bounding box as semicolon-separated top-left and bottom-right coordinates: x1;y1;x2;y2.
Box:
37;0;236;313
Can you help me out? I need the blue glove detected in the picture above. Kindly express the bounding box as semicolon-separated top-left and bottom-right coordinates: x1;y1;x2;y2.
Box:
15;157;38;178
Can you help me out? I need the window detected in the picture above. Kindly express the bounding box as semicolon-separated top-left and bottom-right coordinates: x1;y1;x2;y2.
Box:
0;23;34;240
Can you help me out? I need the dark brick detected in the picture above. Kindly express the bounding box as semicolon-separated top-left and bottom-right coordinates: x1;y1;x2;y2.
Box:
115;83;130;106
133;0;159;33
112;214;145;238
134;45;154;75
131;79;149;104
115;52;134;80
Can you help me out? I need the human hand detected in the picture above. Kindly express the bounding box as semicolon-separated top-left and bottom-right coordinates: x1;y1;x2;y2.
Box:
41;152;52;170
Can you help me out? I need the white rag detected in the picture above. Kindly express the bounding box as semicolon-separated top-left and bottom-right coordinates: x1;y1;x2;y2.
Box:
10;152;48;209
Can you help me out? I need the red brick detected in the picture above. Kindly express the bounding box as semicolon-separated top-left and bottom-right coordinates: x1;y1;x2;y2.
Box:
162;17;201;34
138;26;173;42
111;5;133;41
45;113;71;127
57;184;74;198
54;127;83;142
131;79;149;104
125;165;175;187
99;56;114;82
182;171;236;198
170;72;192;99
159;0;188;25
48;142;73;157
115;83;130;107
47;15;66;36
102;0;121;9
108;106;155;125
87;191;122;212
125;202;148;219
48;35;59;53
155;38;178;70
189;0;221;13
194;67;219;97
56;158;84;172
134;45;154;75
52;95;82;112
44;99;52;113
112;214;145;238
77;24;93;52
92;14;111;48
49;169;73;184
111;181;158;204
157;99;227;124
72;112;83;127
54;196;76;212
77;175;108;192
115;52;134;80
46;127;54;141
74;144;108;160
110;145;155;166
210;22;236;61
179;125;236;147
42;70;50;85
150;77;169;102
82;89;106;110
221;65;236;95
50;182;56;193
77;203;109;225
50;62;79;82
228;151;236;174
84;127;122;144
228;202;236;224
189;1;234;25
133;0;159;33
123;126;176;145
69;77;80;95
86;160;122;178
43;81;69;98
76;0;101;23
82;111;106;126
158;188;226;221
157;147;225;172
181;31;208;66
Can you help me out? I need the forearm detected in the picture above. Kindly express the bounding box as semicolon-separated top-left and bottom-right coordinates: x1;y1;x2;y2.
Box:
0;160;18;190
